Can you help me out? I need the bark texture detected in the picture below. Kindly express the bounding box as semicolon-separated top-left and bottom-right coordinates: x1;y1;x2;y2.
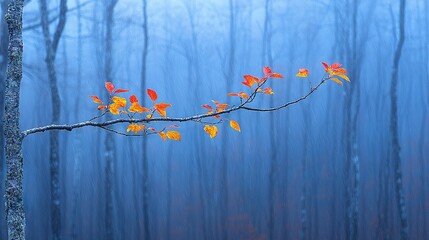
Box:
4;0;25;239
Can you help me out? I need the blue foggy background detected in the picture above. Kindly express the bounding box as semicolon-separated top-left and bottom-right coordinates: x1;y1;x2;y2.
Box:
0;0;428;239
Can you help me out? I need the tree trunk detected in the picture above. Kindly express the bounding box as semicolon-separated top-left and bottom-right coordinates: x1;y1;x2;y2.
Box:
104;0;117;239
39;0;67;238
140;1;151;239
390;0;408;239
4;0;25;239
0;0;10;239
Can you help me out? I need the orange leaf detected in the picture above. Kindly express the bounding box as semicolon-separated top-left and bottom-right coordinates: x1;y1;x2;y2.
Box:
227;93;239;97
330;77;343;85
229;120;241;132
158;132;167;141
263;88;274;95
129;102;150;113
270;73;284;78
98;105;106;110
332;68;347;75
204;125;218;138
154;103;172;117
166;131;181;141
147;89;158;101
91;96;103;104
130;95;138;103
238;92;249;99
263;66;272;76
105;82;115;93
296;68;309;78
108;103;119;114
126;124;145;134
114;89;129;94
112;96;127;108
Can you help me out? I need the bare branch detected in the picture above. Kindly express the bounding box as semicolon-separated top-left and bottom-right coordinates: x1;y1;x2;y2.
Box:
22;77;329;137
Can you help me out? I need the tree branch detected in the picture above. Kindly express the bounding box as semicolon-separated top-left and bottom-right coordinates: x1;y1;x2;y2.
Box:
22;76;329;137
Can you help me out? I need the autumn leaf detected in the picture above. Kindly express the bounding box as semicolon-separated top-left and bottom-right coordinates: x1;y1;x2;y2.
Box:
238;92;249;99
212;100;228;112
147;89;158;101
98;105;106;110
263;88;274;95
229;120;241;132
336;73;350;82
114;89;129;94
332;68;347;75
91;96;103;104
330;77;343;85
112;96;127;108
204;125;218;138
202;104;213;112
105;82;115;93
330;63;341;69
270;73;284;78
158;132;167;141
108;103;119;114
130;95;138;103
129;102;150;113
242;75;258;88
263;66;272;76
228;92;249;99
154;103;172;117
296;68;309;78
126;124;145;134
322;62;329;72
166;131;181;141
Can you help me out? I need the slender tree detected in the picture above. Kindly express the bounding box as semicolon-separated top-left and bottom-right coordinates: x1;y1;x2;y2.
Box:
39;0;67;238
390;0;408;239
103;0;118;239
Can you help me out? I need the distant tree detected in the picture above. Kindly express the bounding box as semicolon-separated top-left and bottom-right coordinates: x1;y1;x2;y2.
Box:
2;1;350;240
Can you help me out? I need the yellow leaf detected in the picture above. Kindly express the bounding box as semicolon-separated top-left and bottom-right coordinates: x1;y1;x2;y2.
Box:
229;120;241;132
203;125;218;138
330;77;343;85
158;132;167;141
108;103;119;114
166;131;181;141
112;96;127;108
336;73;350;82
296;68;309;78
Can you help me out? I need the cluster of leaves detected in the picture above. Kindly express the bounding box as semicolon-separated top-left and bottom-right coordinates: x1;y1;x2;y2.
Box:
91;83;179;141
90;63;349;140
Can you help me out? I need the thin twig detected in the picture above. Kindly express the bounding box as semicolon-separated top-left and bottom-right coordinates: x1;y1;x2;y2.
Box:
22;77;328;137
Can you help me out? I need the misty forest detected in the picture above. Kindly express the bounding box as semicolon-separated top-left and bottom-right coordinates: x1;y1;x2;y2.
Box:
0;0;428;239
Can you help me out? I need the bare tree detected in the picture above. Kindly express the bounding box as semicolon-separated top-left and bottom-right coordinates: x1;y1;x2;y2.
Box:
390;0;408;239
39;0;67;238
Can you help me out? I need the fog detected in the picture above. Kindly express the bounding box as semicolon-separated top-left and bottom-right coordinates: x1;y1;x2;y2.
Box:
0;0;428;239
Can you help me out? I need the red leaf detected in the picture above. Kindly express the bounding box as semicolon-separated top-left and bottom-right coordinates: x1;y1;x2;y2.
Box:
330;63;341;69
130;95;138;103
321;62;329;71
147;89;158;101
114;88;129;94
105;82;115;93
263;66;272;76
